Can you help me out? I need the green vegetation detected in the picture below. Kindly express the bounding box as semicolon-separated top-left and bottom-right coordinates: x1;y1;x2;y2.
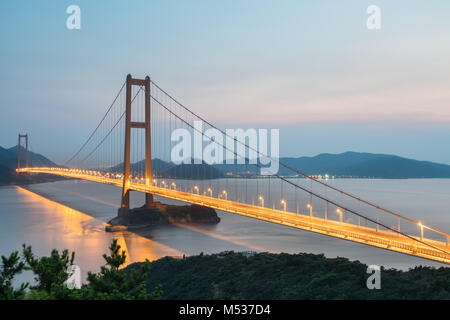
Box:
2;243;449;300
0;251;28;299
129;251;450;300
0;240;161;300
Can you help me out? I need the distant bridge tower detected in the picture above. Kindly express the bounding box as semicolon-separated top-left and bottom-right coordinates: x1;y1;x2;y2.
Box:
121;74;153;209
17;133;28;169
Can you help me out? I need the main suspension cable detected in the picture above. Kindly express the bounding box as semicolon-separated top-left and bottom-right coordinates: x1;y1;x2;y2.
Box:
73;86;144;168
64;81;126;167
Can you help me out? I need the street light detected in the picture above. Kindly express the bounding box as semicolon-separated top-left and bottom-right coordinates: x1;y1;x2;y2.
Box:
258;195;264;207
161;180;167;188
193;185;199;194
222;190;227;200
207;187;212;197
280;199;286;212
307;204;312;217
336;208;343;223
171;182;176;190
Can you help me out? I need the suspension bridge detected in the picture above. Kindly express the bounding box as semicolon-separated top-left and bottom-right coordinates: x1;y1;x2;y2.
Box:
17;75;450;264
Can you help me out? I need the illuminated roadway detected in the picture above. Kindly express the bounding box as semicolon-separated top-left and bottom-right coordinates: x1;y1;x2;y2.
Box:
18;167;450;264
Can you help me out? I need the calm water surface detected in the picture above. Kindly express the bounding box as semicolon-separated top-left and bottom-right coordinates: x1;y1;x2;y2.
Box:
1;179;449;283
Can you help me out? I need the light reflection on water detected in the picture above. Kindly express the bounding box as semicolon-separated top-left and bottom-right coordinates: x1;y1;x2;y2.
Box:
0;178;449;284
0;186;182;283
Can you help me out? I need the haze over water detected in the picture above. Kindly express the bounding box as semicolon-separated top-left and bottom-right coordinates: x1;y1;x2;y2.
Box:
1;178;449;283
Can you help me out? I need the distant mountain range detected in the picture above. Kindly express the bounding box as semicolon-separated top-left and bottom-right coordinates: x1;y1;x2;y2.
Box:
277;152;450;178
108;159;225;179
108;158;174;175
1;145;57;169
119;152;450;179
2;145;450;185
0;145;59;185
210;152;450;178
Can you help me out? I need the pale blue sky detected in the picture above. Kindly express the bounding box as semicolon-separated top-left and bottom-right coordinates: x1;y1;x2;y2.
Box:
1;1;450;164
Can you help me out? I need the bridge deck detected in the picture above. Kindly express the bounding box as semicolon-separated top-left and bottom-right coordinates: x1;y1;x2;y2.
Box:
18;167;450;264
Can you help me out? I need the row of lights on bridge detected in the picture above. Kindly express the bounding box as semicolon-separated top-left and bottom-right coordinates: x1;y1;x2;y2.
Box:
20;167;349;223
154;179;348;220
22;167;436;243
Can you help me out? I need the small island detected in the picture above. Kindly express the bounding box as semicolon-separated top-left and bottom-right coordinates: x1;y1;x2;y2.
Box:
106;201;220;231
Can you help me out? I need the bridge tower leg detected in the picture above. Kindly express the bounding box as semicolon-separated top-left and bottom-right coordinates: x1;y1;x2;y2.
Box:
144;76;154;207
121;74;154;210
17;134;28;169
17;135;20;170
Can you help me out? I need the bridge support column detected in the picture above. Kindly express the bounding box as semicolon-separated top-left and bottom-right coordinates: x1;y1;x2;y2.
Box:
144;76;154;207
120;75;132;209
121;74;154;210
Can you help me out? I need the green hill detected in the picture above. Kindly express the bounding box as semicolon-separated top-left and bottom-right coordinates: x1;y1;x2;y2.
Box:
128;251;450;300
0;145;61;185
262;152;450;178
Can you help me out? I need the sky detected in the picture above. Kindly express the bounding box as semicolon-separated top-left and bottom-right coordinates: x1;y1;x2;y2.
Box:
1;0;450;164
